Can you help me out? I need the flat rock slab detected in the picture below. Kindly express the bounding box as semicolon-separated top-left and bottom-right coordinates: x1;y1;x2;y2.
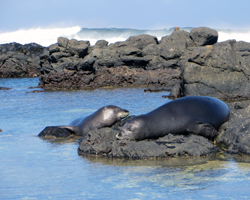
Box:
78;127;218;159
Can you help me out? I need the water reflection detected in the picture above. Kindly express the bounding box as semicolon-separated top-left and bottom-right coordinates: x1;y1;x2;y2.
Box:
84;155;250;196
81;154;210;167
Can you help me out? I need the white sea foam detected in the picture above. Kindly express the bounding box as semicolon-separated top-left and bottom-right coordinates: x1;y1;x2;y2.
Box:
218;30;250;43
0;26;81;47
75;35;128;46
1;26;250;47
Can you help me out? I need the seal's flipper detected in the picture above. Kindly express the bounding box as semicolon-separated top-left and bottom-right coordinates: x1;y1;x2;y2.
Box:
187;123;218;139
58;126;77;134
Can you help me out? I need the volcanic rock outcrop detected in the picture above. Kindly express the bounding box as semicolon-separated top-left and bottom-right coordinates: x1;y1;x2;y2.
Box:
3;26;250;157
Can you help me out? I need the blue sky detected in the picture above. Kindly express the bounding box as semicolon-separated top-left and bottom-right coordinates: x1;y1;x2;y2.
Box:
1;0;250;32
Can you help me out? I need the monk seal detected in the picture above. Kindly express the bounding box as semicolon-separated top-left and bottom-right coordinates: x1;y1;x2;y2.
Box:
60;105;129;136
116;96;229;140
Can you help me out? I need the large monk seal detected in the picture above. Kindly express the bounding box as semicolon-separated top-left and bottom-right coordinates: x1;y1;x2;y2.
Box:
60;105;129;136
116;96;229;140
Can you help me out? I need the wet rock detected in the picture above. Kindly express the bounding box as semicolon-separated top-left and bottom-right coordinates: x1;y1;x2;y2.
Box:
78;127;218;159
38;126;72;138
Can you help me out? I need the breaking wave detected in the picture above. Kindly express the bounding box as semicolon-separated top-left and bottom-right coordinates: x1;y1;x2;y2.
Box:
0;26;250;47
0;26;82;47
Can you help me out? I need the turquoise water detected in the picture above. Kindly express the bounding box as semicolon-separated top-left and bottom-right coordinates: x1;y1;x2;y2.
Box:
1;78;250;200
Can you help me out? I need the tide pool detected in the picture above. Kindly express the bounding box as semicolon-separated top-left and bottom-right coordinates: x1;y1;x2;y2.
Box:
0;78;250;200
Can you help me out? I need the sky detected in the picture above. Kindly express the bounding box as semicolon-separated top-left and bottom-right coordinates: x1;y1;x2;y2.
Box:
1;0;250;32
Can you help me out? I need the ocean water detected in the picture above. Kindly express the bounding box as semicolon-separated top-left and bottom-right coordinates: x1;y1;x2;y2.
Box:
1;78;250;199
0;26;250;47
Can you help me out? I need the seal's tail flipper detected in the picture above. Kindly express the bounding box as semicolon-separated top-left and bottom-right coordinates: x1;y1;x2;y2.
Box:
187;123;218;139
57;126;76;133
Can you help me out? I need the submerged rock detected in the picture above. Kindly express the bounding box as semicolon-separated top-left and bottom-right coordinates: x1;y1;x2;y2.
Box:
0;87;11;90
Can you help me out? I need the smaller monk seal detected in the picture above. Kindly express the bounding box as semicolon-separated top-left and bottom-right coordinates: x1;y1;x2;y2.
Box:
60;105;129;136
116;96;229;140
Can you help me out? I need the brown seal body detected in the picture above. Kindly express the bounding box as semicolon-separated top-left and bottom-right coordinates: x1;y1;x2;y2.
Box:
116;96;229;140
60;105;129;136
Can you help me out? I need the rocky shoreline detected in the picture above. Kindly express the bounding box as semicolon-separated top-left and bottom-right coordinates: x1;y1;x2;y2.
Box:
2;26;250;158
2;27;250;100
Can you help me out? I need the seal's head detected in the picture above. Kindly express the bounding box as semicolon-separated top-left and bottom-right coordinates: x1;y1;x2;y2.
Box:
116;117;145;140
102;105;130;123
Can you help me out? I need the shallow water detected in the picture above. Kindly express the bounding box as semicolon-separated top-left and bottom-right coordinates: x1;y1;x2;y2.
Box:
0;78;250;200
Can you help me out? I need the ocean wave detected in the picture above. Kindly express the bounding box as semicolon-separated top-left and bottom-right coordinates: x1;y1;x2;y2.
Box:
0;26;81;47
218;30;250;43
0;26;250;47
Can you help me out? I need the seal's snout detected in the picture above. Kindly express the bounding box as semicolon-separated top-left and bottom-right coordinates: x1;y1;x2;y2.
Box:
123;109;130;115
120;109;130;118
